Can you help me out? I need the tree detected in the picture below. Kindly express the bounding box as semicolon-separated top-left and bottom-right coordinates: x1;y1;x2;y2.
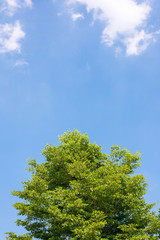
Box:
6;130;160;239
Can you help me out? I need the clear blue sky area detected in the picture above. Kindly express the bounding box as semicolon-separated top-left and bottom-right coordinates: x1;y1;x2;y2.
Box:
1;0;160;238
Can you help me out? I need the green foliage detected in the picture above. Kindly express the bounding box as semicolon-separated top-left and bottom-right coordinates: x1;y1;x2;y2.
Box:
6;130;160;239
6;232;32;240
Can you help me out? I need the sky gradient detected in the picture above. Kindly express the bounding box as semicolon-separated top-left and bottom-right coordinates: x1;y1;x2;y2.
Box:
1;0;160;238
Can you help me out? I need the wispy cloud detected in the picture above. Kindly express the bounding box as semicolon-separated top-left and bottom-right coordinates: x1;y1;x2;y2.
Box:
14;58;28;66
67;0;159;56
1;0;32;16
72;13;84;21
24;0;32;8
0;21;25;53
124;30;153;56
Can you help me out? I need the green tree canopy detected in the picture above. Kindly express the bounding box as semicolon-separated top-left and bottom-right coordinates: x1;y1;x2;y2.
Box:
6;130;160;239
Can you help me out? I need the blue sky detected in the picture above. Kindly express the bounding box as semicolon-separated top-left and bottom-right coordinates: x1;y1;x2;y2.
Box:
1;0;160;238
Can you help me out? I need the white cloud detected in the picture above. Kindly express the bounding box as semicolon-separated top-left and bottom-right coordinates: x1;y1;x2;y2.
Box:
72;13;84;21
0;21;25;53
67;0;159;55
0;0;19;16
0;0;32;56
